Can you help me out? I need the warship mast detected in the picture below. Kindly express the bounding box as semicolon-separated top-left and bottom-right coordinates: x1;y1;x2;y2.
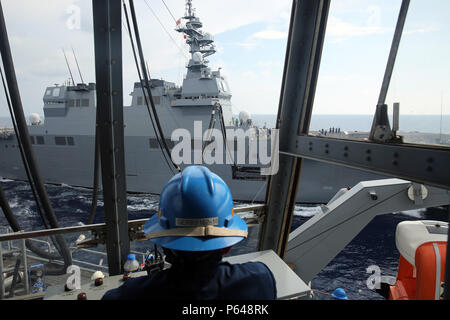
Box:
176;0;216;74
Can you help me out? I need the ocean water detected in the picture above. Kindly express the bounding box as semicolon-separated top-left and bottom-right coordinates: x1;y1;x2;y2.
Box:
0;179;447;300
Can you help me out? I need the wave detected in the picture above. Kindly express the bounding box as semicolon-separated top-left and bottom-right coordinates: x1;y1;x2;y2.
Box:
294;206;322;217
59;183;94;193
58;191;78;198
394;209;426;218
127;203;158;211
127;197;158;211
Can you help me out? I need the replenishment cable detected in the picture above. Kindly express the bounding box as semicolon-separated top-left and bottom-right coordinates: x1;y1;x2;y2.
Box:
123;0;177;175
0;66;49;230
161;0;178;24
143;0;188;60
0;1;72;272
1;67;75;273
127;0;181;173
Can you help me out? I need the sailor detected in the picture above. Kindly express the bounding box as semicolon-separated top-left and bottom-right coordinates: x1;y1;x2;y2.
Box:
102;166;277;300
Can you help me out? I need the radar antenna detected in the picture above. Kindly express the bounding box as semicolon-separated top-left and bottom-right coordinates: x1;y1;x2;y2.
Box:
71;46;85;84
62;48;75;86
176;0;216;71
186;0;193;17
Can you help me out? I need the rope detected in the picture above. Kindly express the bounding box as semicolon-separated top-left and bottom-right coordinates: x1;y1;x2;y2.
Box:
123;0;178;175
128;0;181;174
143;0;188;60
161;0;178;24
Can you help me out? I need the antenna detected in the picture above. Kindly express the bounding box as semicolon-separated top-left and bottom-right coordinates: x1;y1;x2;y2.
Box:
62;48;75;86
71;47;85;84
186;0;193;17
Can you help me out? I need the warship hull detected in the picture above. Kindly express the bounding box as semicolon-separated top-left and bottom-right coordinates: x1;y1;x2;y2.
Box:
0;131;384;204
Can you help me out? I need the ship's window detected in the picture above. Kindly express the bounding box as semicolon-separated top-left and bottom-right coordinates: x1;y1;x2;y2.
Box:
165;139;174;149
149;138;159;149
30;136;35;145
75;99;81;107
149;138;173;149
67;137;75;146
45;89;52;96
55;136;66;146
67;100;75;107
52;88;61;97
36;136;44;145
81;99;89;107
232;166;266;181
153;96;161;105
137;96;143;106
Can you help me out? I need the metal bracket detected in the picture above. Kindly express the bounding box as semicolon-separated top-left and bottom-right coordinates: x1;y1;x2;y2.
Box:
407;183;428;205
369;104;403;143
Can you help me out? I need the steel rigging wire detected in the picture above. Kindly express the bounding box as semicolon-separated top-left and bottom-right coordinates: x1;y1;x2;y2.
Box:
143;0;188;60
0;66;49;230
161;0;178;24
0;1;72;273
0;66;69;272
1;66;65;263
125;0;181;174
122;1;177;175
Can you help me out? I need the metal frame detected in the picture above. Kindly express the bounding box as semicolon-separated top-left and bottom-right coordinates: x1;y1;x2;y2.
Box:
260;0;330;257
0;239;29;298
92;0;129;275
0;205;265;243
285;179;450;283
283;135;450;190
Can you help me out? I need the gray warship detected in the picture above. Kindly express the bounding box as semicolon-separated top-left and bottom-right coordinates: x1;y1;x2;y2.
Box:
0;0;383;204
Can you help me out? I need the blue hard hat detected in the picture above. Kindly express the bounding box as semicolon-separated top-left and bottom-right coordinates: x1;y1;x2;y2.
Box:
127;254;136;261
331;288;348;300
144;166;247;251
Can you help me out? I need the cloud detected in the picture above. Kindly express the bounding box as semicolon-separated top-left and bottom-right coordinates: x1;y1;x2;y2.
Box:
366;5;381;27
404;26;440;35
252;30;287;40
327;15;390;38
191;0;291;35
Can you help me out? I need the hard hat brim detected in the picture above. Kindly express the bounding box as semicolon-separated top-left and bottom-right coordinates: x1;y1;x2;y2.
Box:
143;213;248;251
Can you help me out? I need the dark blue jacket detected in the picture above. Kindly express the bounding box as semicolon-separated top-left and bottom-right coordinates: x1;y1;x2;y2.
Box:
102;260;277;300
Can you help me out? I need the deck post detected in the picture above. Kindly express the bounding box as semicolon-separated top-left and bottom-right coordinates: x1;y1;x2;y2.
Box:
92;0;130;275
259;0;330;257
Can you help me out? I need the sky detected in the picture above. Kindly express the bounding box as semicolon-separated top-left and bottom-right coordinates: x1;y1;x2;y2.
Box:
0;0;449;118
